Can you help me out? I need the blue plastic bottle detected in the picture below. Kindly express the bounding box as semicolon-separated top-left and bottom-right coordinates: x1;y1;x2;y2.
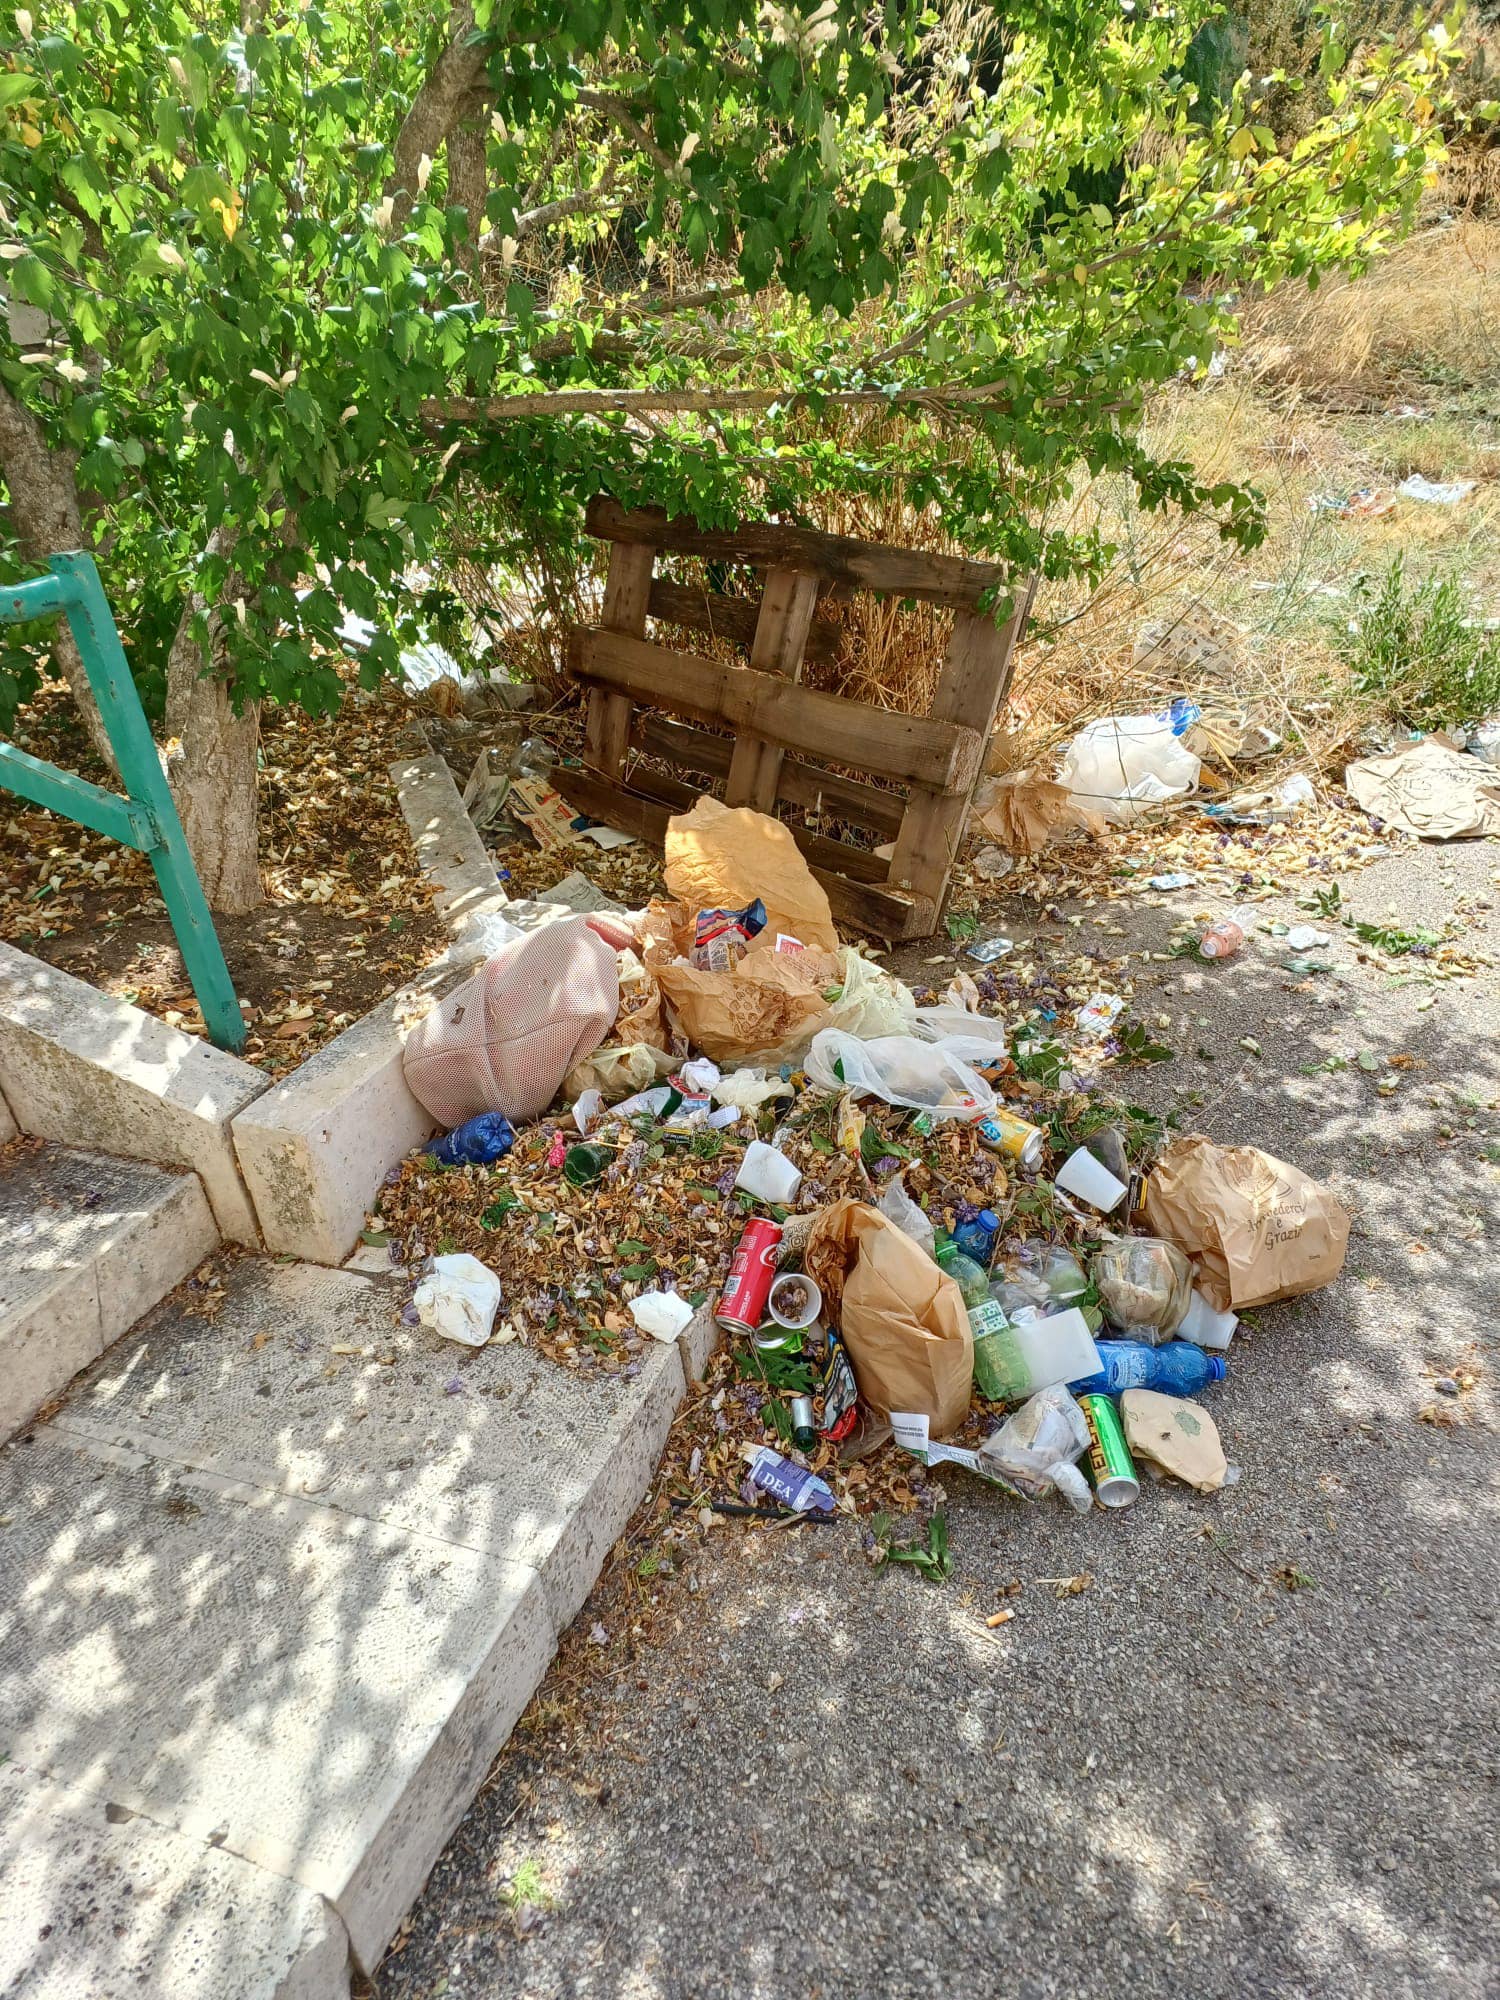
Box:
1068;1339;1226;1399
426;1112;516;1167
953;1208;1001;1267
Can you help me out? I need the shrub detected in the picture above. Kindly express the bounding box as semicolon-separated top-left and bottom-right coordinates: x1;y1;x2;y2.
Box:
1342;555;1500;726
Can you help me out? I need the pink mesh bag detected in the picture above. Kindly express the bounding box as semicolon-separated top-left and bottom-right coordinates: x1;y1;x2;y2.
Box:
402;917;620;1124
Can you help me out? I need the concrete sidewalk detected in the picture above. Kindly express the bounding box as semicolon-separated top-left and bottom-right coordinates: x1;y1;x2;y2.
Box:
379;839;1500;2000
0;1260;691;1996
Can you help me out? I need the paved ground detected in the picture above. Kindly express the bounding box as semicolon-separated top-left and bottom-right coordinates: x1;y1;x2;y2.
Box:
378;838;1500;2000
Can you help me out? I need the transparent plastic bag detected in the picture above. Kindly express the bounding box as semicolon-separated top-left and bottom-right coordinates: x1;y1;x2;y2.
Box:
978;1385;1094;1512
804;1030;996;1119
877;1171;936;1258
1090;1236;1194;1341
824;949;917;1040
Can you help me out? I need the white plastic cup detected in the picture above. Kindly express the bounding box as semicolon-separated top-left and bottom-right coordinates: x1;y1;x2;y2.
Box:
768;1272;823;1330
734;1140;803;1205
1055;1146;1128;1213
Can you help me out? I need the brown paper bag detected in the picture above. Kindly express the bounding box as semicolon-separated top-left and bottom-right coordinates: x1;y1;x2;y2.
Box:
664;796;839;951
1143;1136;1350;1312
976;768;1107;855
806;1201;973;1436
655;947;834;1065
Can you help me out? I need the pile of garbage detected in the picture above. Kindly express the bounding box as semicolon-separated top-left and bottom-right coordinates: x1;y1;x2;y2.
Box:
372;794;1352;1552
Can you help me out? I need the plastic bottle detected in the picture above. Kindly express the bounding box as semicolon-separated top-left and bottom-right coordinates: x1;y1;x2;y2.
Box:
508;735;553;779
935;1239;992;1309
952;1208;1000;1267
1199;917;1244;960
1067;1339;1227;1399
426;1112;516;1166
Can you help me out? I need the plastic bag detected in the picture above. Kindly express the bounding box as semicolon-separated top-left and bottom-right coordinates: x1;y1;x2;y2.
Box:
564;1041;676;1103
1090;1236;1194;1341
823;949;917;1040
1058;715;1201;826
804;1030;996;1119
413;1253;504;1348
710;1067;793;1113
877;1171;936;1259
911;1005;1012;1051
978;1385;1094;1512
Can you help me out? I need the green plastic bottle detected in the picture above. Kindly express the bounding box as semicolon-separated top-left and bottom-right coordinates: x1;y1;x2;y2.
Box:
938;1240;1029;1400
935;1238;991;1309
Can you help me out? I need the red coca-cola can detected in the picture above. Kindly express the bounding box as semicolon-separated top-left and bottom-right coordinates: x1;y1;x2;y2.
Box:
717;1218;783;1335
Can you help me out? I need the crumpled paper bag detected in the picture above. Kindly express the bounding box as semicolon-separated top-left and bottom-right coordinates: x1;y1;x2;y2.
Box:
1143;1136;1350;1313
665;795;839;950
1344;735;1500;841
806;1200;973;1436
655;945;835;1066
975;767;1108;854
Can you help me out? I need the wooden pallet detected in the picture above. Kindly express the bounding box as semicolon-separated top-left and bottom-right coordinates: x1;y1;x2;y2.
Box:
558;496;1033;940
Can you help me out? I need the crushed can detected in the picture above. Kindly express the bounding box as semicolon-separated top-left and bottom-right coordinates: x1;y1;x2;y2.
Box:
717;1217;783;1336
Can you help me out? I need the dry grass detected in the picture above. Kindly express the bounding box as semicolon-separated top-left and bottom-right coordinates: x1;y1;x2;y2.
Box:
1241;218;1500;402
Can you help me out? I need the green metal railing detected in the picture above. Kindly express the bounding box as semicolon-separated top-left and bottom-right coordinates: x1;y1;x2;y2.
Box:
0;552;245;1051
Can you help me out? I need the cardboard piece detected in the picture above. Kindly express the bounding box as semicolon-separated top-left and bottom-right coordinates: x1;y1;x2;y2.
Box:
508;775;586;852
1121;1389;1227;1492
976;767;1108;855
806;1200;973;1436
665;796;839;951
1344;736;1500;841
1143;1135;1350;1313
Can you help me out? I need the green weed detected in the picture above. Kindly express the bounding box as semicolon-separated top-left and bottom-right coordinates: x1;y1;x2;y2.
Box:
1341;555;1500;728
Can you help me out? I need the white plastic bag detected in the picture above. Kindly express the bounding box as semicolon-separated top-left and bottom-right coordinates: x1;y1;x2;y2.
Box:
911;1004;1012;1050
978;1384;1093;1513
804;1030;996;1118
413;1253;503;1348
1058;715;1200;826
877;1171;936;1258
823;949;917;1039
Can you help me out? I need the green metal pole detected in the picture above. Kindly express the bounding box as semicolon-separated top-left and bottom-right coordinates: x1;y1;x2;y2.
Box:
0;555;246;1053
46;555;247;1053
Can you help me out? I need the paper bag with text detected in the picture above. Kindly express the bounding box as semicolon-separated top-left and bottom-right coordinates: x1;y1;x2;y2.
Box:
1143;1136;1350;1313
807;1200;973;1436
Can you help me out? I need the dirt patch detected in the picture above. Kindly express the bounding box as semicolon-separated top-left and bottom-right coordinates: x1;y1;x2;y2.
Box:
1;677;445;1073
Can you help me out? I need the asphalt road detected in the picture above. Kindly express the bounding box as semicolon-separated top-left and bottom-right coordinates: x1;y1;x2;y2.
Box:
378;837;1500;2000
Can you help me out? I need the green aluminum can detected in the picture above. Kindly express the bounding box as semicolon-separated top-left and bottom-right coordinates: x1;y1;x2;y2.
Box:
1079;1393;1140;1509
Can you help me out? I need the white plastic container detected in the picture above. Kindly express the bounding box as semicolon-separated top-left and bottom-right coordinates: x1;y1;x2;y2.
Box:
734;1140;803;1205
1180;1287;1238;1351
972;1305;1102;1403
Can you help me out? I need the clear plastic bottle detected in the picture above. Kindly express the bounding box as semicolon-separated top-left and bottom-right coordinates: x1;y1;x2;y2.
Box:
508;735;553;779
1067;1339;1227;1399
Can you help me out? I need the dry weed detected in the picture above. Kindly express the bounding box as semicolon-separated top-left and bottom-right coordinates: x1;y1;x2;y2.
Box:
1241;218;1500;401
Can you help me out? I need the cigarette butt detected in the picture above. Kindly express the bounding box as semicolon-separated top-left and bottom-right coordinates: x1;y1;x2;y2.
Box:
985;1609;1015;1629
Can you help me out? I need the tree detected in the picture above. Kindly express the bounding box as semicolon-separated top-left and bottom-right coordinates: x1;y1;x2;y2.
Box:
0;1;1456;909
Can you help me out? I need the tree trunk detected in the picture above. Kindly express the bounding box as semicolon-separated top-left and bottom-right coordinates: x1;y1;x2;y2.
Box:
0;381;119;773
164;595;263;915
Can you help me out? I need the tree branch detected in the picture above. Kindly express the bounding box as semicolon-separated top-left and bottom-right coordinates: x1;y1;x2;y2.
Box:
420;379;1106;422
387;5;497;227
575;88;677;173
